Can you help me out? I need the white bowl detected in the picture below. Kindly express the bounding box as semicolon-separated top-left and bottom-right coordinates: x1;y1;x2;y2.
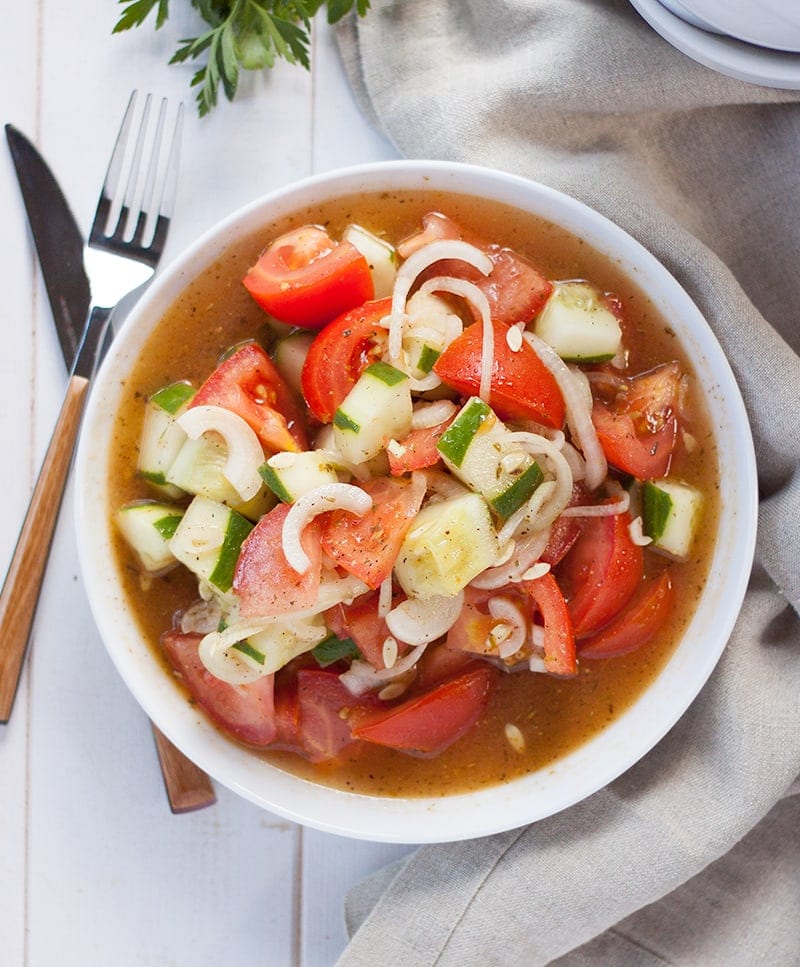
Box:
75;161;757;843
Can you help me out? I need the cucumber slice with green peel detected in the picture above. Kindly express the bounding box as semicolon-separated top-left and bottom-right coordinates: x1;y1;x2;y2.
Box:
242;613;329;675
333;361;412;464
137;381;195;498
402;290;459;378
273;330;315;396
437;397;545;520
116;501;185;572
259;449;343;503
168;495;253;593
394;492;500;598
534;281;622;363
342;223;398;299
165;434;274;520
643;478;703;560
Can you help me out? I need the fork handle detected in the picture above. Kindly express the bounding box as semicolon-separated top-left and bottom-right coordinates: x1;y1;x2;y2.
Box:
0;373;89;722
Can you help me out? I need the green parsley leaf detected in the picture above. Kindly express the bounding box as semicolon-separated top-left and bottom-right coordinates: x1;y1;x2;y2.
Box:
114;0;372;116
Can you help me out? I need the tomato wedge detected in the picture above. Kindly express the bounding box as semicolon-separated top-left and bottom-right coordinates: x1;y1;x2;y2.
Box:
161;630;277;746
556;511;644;638
190;342;307;452
320;475;426;589
233;502;322;617
591;362;684;480
243;225;374;328
398;212;553;325
325;590;408;670
579;572;674;659
433;319;565;428
300;298;391;423
349;663;498;756
386;419;452;475
522;572;577;677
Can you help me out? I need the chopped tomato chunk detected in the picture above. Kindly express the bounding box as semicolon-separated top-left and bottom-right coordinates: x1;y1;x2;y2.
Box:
190;342;307;452
349;663;498;756
433;319;565;428
320;474;426;589
579;572;674;659
233;502;322;617
386;419;452;475
161;630;277;746
325;590;408;670
522;572;577;677
243;225;374;329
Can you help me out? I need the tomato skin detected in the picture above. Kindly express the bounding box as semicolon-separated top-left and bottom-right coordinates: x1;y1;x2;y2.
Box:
397;212;553;325
300;298;391;423
579;572;674;659
386;419;451;475
320;474;426;589
190;342;308;453
522;572;577;677
325;590;408;670
233;502;321;618
591;362;684;480
161;630;277;746
349;663;498;756
556;511;644;638
243;226;374;328
433;319;565;428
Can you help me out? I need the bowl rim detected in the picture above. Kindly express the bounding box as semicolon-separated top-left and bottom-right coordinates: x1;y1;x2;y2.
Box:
74;159;758;843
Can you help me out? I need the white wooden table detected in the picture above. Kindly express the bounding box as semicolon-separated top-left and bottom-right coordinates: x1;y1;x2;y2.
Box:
1;6;416;965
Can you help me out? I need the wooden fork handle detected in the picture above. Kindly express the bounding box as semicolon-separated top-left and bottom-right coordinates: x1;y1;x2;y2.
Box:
152;725;217;813
0;373;89;722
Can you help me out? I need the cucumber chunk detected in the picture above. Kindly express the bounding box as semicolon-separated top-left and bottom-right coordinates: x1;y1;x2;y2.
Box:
394;492;500;598
137;381;195;498
273;330;315;396
437;397;544;520
259;449;344;503
116;501;185;572
333;361;412;464
242;613;329;675
534;281;622;363
165;434;274;520
169;496;253;593
342;224;398;299
643;478;703;559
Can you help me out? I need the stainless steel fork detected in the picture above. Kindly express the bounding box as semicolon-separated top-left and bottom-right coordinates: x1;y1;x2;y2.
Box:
0;94;183;722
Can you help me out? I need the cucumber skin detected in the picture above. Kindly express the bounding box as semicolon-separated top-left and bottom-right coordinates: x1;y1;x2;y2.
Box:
209;510;254;592
490;461;544;519
437;397;492;467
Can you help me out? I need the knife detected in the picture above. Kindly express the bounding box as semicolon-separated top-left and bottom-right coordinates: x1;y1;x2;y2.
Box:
4;125;216;813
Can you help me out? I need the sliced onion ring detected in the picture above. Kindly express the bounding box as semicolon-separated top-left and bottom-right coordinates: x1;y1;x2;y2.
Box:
282;483;372;574
177;404;264;501
385;591;464;646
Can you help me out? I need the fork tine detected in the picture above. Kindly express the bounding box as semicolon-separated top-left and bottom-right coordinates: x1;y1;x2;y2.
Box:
148;101;184;257
131;97;167;247
89;90;139;246
119;93;153;246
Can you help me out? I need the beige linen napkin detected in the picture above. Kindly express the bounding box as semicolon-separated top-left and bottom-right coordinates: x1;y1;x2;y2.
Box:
334;2;800;964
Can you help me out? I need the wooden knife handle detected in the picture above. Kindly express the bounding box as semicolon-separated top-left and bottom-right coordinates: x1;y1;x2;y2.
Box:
152;725;217;813
0;373;89;722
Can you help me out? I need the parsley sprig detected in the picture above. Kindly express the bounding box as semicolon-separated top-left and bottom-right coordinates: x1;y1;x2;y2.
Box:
114;0;371;116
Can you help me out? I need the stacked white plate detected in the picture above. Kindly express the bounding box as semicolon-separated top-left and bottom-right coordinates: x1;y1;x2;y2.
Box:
629;0;800;88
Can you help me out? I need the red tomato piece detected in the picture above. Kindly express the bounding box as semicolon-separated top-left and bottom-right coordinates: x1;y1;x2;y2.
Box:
190;342;308;453
433;319;565;428
540;515;583;568
556;511;644;638
591;362;685;480
414;641;475;691
522;572;577;677
445;586;498;656
579;572;674;659
349;663;498;756
300;298;391;423
320;474;426;589
397;212;553;325
386;419;452;475
161;630;277;746
233;502;322;618
295;668;363;762
325;590;408;670
242;225;374;329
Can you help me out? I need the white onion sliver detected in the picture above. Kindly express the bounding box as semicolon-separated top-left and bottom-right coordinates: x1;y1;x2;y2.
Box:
378;575;393;617
411;400;457;430
488;597;527;659
386;591;464;646
562;487;630;518
388;240;493;361
177;405;264;501
524;332;608;490
282;483;372;574
340;643;428;696
629;515;653;546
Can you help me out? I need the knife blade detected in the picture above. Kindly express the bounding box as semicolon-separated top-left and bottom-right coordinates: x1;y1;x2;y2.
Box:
5;125;90;367
3;124;215;812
